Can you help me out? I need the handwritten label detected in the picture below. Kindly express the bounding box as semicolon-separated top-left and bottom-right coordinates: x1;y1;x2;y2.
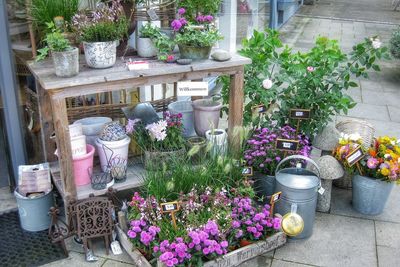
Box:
242;166;253;176
346;146;364;166
160;202;179;213
290;109;311;120
127;61;149;70
275;139;299;152
252;104;267;114
270;192;282;205
147;8;159;21
177;82;209;96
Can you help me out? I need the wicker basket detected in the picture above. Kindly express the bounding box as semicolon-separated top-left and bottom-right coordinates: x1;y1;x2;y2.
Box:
335;119;375;149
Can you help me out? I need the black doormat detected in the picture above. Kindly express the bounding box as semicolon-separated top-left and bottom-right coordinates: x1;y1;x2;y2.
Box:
0;211;67;267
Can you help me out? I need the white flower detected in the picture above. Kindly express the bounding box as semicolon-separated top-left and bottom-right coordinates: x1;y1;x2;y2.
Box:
349;133;361;141
384;154;391;159
262;79;273;89
146;120;167;141
372;40;382;49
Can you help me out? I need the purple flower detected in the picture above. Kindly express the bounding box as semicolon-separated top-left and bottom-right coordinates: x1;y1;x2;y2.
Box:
127;230;136;238
126;119;140;134
203;247;210;255
196;15;205;23
232;220;241;228
204;15;214;22
235;230;243;238
171;19;183;31
367;157;379;169
179;17;188;26
178;7;186;15
220;241;228;248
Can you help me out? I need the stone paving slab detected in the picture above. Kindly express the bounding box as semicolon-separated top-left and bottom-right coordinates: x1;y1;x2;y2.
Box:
271;259;318;267
42;251;106;267
375;221;400;248
330;186;400;224
377;246;400;267
0;187;17;214
345;103;390;121
102;260;134;267
274;213;377;267
388;106;400;123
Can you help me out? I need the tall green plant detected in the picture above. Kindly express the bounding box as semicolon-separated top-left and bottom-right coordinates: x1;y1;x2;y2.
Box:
30;0;79;33
178;0;222;21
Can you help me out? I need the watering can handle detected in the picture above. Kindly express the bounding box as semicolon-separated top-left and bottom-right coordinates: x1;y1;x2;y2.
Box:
275;155;321;180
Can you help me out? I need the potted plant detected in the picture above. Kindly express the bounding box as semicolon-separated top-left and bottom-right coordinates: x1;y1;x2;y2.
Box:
37;22;79;77
126;112;186;170
332;133;363;189
95;121;131;172
350;136;400;215
72;0;128;68
244;126;311;201
137;23;160;58
171;7;222;60
192;97;223;137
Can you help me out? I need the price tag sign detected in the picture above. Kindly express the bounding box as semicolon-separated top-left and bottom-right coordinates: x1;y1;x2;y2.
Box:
270;192;282;205
290;109;311;120
252;104;268;114
147;8;159;21
177;82;209;97
242;166;253;176
346;146;365;167
160;202;179;213
275;139;299;152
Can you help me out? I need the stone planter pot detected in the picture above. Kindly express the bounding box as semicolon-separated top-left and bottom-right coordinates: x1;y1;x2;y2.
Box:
192;99;222;137
352;174;394;215
95;136;131;172
178;44;212;60
51;47;79;77
253;172;276;203
205;129;227;157
137;37;157;58
83;41;117;69
143;148;185;170
333;171;353;189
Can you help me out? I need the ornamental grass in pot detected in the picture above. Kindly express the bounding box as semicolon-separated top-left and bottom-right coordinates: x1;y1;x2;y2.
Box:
171;7;222;60
72;0;128;68
244;126;311;202
36;23;79;77
347;136;399;215
126;112;186;170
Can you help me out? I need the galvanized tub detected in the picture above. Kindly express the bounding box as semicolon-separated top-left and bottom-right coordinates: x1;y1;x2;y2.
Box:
275;155;320;239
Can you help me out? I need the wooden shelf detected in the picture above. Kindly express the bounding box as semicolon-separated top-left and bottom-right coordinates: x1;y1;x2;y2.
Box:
49;161;145;200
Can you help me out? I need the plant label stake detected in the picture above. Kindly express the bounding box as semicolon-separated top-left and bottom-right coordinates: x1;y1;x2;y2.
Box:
242;166;253;177
346;145;365;176
269;191;282;216
160;202;180;230
147;8;159;21
290;109;311;136
252;104;267;128
275;139;299;158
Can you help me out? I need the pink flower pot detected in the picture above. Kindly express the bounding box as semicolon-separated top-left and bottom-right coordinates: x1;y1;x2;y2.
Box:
73;144;95;186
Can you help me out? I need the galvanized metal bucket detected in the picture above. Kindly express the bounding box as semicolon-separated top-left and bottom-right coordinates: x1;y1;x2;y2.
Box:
275;155;321;239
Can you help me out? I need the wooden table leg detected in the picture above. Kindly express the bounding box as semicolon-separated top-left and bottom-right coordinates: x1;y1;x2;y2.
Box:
228;68;245;155
50;95;77;201
37;81;57;162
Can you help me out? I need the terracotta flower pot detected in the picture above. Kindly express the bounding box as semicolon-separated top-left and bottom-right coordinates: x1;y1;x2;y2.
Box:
239;239;252;247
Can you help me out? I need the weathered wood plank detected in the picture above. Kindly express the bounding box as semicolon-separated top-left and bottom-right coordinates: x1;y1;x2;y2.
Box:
228;68;245;155
50;96;77;201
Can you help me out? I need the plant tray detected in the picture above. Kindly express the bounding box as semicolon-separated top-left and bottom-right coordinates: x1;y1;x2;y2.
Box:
116;226;287;267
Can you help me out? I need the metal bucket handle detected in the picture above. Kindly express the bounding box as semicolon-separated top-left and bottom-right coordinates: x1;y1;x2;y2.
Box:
275;155;321;186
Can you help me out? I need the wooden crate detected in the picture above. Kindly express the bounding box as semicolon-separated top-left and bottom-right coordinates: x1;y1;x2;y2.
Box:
117;226;287;267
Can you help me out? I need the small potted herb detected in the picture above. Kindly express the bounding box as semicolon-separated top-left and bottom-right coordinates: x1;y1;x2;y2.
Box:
72;1;128;68
37;23;79;77
137;23;160;58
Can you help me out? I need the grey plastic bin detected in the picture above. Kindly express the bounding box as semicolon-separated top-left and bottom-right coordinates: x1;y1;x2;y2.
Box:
15;188;54;232
168;100;195;137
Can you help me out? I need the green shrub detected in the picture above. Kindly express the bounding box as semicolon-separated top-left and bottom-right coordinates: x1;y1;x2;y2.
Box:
390;28;400;58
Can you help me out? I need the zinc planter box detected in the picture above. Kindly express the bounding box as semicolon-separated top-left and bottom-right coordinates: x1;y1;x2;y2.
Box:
117;226;287;267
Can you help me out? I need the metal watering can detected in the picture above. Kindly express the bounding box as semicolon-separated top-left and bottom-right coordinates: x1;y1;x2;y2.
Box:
274;155;321;239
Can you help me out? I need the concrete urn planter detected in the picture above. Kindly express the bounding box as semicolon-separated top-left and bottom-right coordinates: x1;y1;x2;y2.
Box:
51;47;79;77
137;37;157;58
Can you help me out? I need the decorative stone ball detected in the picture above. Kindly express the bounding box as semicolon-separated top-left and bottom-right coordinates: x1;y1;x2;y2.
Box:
211;49;232;62
313;125;340;151
99;121;127;142
311;155;344;180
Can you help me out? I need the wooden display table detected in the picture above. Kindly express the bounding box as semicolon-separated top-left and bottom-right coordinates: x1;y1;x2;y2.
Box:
28;55;251;202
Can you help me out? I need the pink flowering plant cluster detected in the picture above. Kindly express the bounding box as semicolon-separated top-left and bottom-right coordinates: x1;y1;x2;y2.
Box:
126;112;185;152
127;187;281;266
172;7;222;48
244;126;312;176
71;0;128;42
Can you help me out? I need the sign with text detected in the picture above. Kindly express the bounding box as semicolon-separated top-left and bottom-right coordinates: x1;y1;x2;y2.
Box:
242;166;254;176
346;146;365;167
147;8;159;21
290;109;311;120
252;104;268;114
177;82;209;97
275;139;299;152
270;192;282;205
160;202;180;213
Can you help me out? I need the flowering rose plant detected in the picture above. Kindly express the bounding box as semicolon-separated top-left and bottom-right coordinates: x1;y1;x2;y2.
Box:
333;132;363;173
126;112;185;152
71;0;128;42
172;7;222;47
244;126;312;176
360;136;400;182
